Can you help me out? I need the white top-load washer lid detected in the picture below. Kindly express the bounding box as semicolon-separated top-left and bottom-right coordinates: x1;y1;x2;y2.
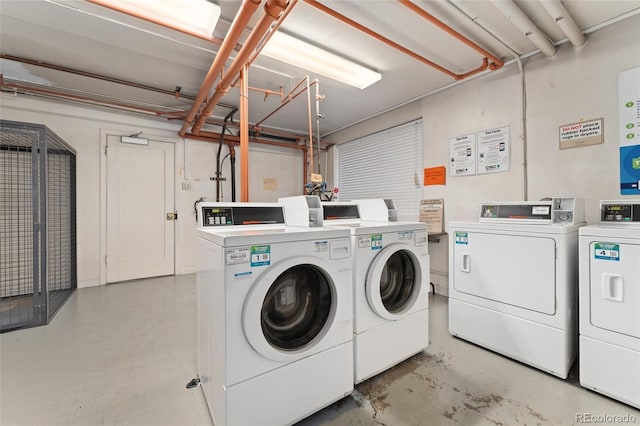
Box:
322;201;362;226
278;195;324;227
196;201;285;229
349;199;390;222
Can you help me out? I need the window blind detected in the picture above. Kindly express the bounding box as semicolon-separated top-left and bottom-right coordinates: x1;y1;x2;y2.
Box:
336;119;423;221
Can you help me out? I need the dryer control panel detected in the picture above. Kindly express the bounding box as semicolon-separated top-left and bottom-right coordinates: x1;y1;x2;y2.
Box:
601;201;640;223
479;197;584;225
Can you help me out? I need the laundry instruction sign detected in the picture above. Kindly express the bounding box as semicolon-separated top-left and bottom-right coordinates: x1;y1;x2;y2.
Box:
594;243;620;261
250;245;271;266
559;118;603;149
450;127;510;176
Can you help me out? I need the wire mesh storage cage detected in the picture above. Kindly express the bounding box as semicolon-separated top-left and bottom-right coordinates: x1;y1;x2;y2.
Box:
1;120;77;332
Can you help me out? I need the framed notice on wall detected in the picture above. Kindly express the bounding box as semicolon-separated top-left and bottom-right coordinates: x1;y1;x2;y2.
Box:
449;133;476;176
419;199;444;234
477;126;510;174
559;118;603;149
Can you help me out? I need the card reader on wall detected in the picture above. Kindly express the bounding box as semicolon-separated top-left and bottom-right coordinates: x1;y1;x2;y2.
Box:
478;198;584;225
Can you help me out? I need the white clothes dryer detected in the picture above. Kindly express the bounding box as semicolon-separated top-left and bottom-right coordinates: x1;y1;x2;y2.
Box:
321;201;430;384
449;198;584;378
579;201;640;409
196;202;353;426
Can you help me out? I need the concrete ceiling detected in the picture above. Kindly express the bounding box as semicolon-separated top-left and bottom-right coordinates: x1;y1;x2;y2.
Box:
1;0;639;138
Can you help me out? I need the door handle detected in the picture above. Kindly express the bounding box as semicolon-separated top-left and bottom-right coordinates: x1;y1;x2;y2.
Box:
460;253;471;273
601;273;623;302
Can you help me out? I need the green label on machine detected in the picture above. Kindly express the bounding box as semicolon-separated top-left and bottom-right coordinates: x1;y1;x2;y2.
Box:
455;231;468;245
371;234;382;251
594;243;620;261
250;245;271;266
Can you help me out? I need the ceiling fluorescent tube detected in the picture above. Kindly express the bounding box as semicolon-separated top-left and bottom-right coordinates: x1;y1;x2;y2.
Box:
539;0;587;48
100;0;221;36
493;0;557;58
261;31;382;89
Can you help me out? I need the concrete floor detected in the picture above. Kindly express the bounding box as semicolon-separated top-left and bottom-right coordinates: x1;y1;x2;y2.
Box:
1;275;638;426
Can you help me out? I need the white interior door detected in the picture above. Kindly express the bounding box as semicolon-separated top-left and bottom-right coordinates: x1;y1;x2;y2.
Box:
106;135;175;283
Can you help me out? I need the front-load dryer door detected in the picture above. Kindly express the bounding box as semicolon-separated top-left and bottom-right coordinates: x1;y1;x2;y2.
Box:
452;232;556;315
366;244;423;320
589;241;640;339
243;256;337;362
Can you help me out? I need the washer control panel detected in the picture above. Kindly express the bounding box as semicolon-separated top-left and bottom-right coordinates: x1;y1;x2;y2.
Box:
203;207;233;226
201;206;285;227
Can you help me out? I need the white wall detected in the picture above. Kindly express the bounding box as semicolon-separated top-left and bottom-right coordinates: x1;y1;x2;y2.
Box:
327;14;640;295
0;96;303;287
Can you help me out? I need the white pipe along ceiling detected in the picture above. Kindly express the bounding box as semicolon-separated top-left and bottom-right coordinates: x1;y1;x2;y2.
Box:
539;0;587;48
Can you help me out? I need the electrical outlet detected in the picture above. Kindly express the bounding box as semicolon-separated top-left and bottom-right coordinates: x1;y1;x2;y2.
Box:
182;182;192;190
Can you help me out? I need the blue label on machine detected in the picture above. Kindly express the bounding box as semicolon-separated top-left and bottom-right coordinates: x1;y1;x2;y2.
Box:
455;231;468;245
594;243;620;261
371;234;382;251
250;245;271;266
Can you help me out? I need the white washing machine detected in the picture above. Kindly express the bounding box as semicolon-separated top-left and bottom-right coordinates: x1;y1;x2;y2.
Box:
449;198;584;378
579;200;640;409
322;200;430;383
196;202;354;425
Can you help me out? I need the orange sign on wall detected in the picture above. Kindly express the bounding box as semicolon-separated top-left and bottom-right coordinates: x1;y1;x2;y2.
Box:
423;166;446;186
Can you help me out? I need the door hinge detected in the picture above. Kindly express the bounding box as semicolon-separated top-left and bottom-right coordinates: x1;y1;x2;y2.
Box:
105;255;108;266
166;212;178;221
104;144;108;155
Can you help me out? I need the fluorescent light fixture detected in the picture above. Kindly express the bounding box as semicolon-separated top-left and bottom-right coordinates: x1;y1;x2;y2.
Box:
261;31;382;90
104;0;221;36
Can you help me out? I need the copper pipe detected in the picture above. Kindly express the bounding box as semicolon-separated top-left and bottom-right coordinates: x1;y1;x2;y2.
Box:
458;57;489;80
2;54;195;101
86;0;227;47
240;65;250;202
306;76;314;180
245;0;300;68
156;110;189;118
2;80;167;114
302;146;308;189
2;78;313;151
192;0;290;135
186;131;305;150
180;115;315;146
303;0;458;79
231;83;284;100
254;77;319;128
398;0;503;70
228;0;300;90
252;126;307;143
1;54;237;111
180;0;262;137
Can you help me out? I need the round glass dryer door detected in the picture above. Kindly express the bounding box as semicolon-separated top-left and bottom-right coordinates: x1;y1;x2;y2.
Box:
261;264;332;351
366;248;422;319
